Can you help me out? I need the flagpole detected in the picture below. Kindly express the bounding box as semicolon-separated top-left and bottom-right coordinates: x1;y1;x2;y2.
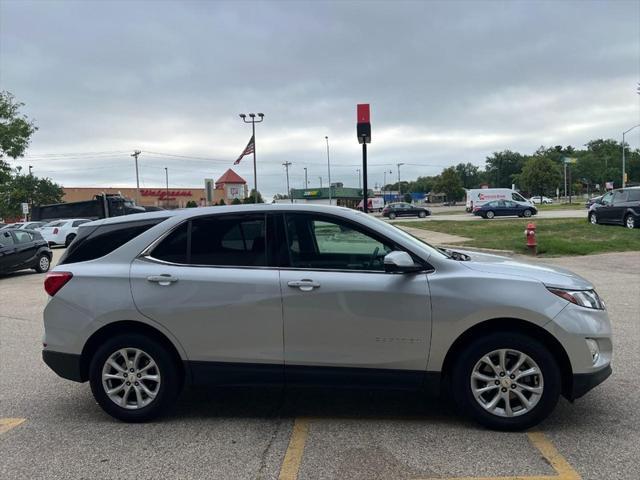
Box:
239;112;264;202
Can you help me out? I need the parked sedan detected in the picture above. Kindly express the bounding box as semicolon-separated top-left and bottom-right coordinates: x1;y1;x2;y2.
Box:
0;229;53;274
382;202;431;219
474;200;537;219
39;218;91;246
588;187;640;229
529;196;553;205
42;205;611;430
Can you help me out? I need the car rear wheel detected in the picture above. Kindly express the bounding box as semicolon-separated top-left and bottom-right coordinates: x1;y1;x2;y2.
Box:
418;211;426;218
485;210;495;219
625;214;636;229
34;253;50;273
89;333;182;422
589;212;598;225
523;209;533;218
388;212;396;219
452;332;560;431
65;233;76;247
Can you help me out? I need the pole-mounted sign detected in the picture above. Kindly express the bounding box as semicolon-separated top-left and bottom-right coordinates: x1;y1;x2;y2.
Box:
357;104;371;212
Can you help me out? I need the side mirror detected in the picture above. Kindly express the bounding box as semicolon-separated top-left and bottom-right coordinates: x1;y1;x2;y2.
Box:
384;251;423;273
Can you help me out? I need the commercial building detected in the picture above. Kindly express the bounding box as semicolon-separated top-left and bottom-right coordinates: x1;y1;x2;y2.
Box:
62;169;248;208
289;185;374;209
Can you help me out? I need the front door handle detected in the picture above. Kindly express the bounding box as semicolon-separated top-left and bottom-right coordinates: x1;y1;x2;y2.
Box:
147;274;178;286
287;279;320;292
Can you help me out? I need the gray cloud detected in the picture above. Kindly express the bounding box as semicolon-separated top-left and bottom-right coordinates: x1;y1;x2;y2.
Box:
1;0;639;197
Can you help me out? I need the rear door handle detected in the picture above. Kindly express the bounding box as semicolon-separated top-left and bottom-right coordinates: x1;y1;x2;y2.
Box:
147;274;178;286
287;279;320;292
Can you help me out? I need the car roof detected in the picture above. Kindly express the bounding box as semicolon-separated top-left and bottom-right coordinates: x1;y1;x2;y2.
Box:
83;204;357;227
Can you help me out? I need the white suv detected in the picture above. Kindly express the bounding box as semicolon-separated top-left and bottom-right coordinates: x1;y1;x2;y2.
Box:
39;218;91;247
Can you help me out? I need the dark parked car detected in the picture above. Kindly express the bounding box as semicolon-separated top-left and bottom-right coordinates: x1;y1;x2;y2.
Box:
381;202;431;219
588;187;640;229
473;200;537;219
0;229;53;275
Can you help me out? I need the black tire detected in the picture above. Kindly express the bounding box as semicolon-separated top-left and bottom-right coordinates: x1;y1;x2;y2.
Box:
523;209;533;218
589;212;598;225
485;210;495;219
389;212;396;220
65;233;76;247
89;333;182;422
418;211;426;218
625;214;636;229
34;253;51;273
451;332;561;431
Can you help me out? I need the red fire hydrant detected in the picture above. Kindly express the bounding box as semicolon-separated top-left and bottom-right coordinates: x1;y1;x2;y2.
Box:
524;222;537;255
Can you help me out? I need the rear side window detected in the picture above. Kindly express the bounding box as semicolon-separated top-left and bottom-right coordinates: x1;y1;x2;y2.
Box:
0;231;15;247
59;218;166;265
627;189;640;202
13;231;33;244
150;214;267;267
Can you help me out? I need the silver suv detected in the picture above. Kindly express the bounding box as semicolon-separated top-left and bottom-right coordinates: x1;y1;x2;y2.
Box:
42;205;612;430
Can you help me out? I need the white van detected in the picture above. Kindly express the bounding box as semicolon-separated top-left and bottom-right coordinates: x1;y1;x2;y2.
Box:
466;188;532;212
357;197;385;212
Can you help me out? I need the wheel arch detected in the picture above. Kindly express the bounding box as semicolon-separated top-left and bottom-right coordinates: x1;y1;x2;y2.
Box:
440;318;574;399
79;320;187;383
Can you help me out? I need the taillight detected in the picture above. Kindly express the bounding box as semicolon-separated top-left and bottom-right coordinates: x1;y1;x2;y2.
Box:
44;272;73;296
53;228;59;234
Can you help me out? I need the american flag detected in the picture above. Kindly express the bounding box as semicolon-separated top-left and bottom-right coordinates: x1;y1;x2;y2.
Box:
234;135;255;165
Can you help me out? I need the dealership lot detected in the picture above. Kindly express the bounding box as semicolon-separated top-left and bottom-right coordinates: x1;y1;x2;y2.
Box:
1;248;639;480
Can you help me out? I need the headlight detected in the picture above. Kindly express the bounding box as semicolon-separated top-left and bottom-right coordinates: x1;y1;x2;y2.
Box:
547;287;605;310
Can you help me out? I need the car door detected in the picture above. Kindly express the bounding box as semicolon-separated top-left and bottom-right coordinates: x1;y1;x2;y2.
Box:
0;231;17;271
10;230;37;267
130;212;284;385
609;190;628;224
278;212;431;387
504;200;520;216
597;192;615;223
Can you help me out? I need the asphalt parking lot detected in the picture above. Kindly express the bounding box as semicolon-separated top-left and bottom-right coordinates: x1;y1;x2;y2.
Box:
1;248;639;480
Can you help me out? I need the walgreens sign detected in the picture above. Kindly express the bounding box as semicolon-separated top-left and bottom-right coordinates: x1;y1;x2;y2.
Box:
140;189;192;198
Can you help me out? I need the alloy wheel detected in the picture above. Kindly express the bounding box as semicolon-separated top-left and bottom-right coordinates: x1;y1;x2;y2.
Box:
590;213;597;225
39;256;50;271
102;348;161;410
470;349;544;418
626;215;635;229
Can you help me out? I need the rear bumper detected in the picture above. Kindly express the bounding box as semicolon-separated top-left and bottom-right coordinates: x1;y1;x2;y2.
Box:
569;364;612;400
42;350;85;382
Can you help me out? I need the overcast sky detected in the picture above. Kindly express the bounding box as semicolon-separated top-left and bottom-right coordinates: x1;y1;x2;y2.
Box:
1;0;639;198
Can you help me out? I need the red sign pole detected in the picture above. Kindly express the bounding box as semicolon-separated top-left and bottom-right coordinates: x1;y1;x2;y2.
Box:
357;104;371;213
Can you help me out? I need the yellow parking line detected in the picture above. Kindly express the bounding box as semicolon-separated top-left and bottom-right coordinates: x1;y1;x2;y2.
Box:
0;418;26;435
278;417;311;480
277;418;581;480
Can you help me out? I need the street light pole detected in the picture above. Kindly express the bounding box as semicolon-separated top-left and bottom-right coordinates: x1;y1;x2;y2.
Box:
131;150;141;205
239;112;264;202
622;124;640;188
319;176;323;188
383;169;392;204
397;163;404;198
164;167;169;208
356;168;361;189
283;161;292;203
303;167;308;188
325;136;332;205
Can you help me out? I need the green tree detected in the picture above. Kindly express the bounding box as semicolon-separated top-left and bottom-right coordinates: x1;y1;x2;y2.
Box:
515;156;561;196
433;167;465;203
244;189;264;204
0;91;38;161
454;163;482;189
485;150;525;188
185;200;198;208
403;193;412;203
218;198;226;205
231;198;242;205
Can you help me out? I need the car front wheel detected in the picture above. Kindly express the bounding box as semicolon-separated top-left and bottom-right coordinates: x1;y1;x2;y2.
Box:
589;212;598;225
485;210;495;219
34;253;50;273
89;333;182;422
388;212;396;219
523;209;533;218
452;332;561;431
418;211;426;218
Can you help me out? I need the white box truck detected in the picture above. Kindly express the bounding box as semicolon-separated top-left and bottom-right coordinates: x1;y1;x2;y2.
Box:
466;189;532;212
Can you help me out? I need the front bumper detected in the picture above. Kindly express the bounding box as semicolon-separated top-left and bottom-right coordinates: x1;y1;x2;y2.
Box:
42;350;85;382
570;364;612;400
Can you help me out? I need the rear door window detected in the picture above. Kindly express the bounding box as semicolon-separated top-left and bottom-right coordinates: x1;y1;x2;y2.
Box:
0;231;15;247
151;222;189;264
12;231;34;244
627;189;640;202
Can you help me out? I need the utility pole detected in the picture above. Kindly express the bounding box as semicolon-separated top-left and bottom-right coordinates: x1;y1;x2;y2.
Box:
383;169;392;204
239;112;265;202
319;176;323;188
303;167;308;188
164;167;169;209
131;150;141;205
397;163;404;197
283;161;292;203
356;168;361;188
622;124;640;188
325;136;332;205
